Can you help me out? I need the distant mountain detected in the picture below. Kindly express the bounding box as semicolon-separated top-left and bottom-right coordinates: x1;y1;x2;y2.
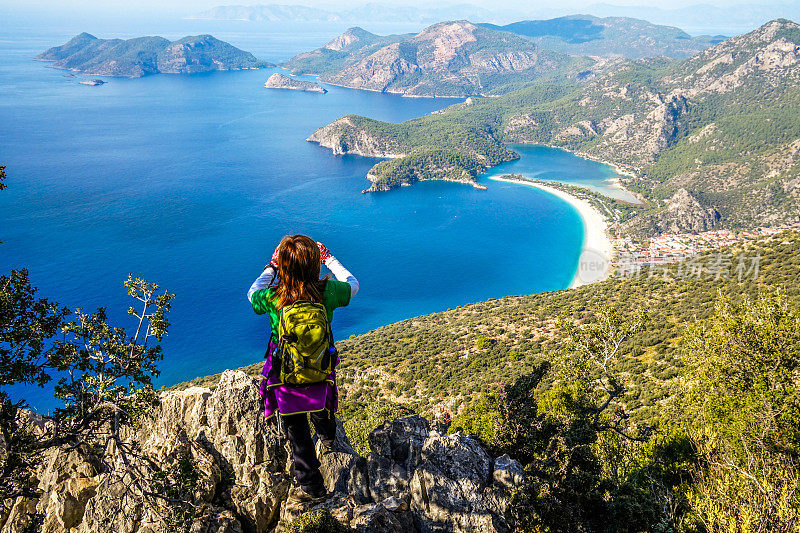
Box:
587;2;800;33
308;19;800;232
188;4;340;22
189;3;494;24
36;33;271;77
481;15;725;59
284;22;592;98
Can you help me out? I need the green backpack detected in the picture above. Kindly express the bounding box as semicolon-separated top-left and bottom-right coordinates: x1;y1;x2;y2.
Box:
276;300;336;385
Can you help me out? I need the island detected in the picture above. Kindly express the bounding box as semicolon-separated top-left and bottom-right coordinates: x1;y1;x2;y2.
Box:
264;73;326;93
79;79;105;86
36;33;272;77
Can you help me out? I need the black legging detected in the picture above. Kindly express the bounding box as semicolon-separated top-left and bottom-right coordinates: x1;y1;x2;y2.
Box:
281;409;337;491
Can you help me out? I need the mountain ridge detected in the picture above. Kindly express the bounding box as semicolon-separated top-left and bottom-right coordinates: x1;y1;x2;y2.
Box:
285;20;591;98
480;14;724;59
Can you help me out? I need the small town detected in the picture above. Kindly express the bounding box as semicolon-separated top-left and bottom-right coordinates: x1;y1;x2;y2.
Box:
612;220;800;267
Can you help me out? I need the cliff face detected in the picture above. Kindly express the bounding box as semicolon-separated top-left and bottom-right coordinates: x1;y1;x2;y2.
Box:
36;33;270;77
0;371;521;533
286;21;586;97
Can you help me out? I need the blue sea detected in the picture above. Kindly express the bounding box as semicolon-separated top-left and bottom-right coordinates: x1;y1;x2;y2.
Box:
0;13;622;411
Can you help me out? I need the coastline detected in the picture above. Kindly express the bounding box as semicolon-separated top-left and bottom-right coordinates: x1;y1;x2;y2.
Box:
488;176;612;288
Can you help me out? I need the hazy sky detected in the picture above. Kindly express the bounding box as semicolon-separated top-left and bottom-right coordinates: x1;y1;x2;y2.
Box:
0;0;793;12
1;0;797;28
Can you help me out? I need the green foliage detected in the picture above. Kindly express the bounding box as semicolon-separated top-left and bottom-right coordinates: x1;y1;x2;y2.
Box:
680;290;800;531
0;269;69;500
338;398;410;456
150;451;201;531
543;308;652;440
288;509;350;533
0;165;5;190
0;258;174;506
0;269;69;391
50;275;173;432
371;149;486;189
448;391;506;451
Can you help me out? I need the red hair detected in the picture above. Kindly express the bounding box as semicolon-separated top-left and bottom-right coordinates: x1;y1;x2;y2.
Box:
274;234;327;309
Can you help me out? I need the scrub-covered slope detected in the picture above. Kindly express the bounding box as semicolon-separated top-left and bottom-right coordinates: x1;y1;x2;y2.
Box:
285;21;591;98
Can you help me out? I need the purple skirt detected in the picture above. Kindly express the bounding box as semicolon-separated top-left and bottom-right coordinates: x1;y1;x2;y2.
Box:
257;339;339;419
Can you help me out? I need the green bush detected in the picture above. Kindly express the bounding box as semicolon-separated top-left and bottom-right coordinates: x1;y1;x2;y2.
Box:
288;509;350;533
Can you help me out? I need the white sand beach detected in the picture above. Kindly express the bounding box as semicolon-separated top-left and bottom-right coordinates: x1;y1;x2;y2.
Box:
488;176;613;288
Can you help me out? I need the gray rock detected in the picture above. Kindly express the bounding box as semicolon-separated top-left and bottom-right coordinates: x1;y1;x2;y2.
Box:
351;497;415;532
410;432;507;533
368;415;429;472
317;424;371;504
367;452;409;502
492;454;525;492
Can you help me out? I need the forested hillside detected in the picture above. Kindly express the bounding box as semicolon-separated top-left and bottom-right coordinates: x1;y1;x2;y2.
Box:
308;20;800;234
481;15;723;59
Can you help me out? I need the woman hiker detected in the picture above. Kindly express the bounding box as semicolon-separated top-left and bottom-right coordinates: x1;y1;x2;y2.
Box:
247;234;359;500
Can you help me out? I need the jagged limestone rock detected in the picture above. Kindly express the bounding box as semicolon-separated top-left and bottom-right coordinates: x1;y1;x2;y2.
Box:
368;415;429;472
190;507;244;533
24;370;523;533
41;476;100;532
409;432;508;533
366;453;409;503
350;497;415;532
139;370;292;532
0;496;38;533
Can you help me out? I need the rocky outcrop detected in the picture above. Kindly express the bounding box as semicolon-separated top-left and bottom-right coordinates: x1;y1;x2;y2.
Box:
307;116;409;158
624;188;721;236
5;370;523;533
36;33;270;77
264;73;327;93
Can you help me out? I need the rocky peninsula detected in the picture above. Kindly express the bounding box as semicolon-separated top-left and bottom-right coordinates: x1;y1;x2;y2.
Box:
264;73;327;93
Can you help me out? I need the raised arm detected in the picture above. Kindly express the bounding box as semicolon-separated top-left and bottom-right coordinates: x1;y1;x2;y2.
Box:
318;242;359;299
247;245;280;302
247;264;277;303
